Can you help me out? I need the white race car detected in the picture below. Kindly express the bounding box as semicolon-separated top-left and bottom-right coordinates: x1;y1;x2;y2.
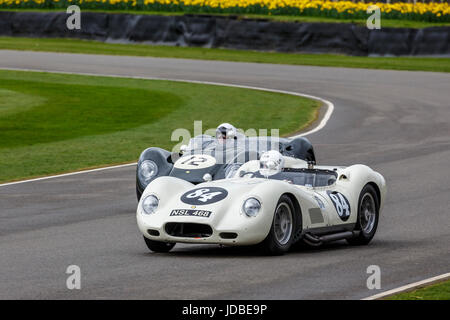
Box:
136;151;386;255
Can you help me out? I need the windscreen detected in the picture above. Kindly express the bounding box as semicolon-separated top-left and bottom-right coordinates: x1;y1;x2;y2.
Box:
240;168;337;187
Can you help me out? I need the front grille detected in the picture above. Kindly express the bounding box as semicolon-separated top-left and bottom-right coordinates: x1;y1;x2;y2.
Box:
165;223;213;238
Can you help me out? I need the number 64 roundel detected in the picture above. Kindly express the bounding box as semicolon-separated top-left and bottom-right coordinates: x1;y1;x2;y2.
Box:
181;187;228;205
327;191;351;221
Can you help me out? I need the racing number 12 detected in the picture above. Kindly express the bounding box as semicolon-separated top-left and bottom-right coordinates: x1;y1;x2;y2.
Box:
181;155;208;166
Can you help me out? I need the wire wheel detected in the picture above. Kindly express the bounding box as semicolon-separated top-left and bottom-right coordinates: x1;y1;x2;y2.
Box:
273;202;293;245
360;192;376;234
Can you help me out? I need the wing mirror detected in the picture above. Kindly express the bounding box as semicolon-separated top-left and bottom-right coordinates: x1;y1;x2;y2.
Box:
307;160;316;169
180;145;188;154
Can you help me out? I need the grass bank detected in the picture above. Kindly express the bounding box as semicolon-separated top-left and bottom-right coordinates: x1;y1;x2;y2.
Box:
386;279;450;300
1;37;449;73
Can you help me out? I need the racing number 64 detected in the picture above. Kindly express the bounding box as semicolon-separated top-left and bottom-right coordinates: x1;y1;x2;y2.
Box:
186;188;222;203
329;192;350;219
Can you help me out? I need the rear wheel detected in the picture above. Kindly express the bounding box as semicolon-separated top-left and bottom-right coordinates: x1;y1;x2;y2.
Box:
144;237;176;253
261;195;298;255
347;184;379;245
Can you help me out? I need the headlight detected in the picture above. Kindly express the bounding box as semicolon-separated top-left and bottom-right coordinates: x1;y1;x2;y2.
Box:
138;160;158;185
243;197;261;217
142;195;159;215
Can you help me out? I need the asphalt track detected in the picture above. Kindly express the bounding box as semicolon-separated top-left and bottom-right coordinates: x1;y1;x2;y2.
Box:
0;50;449;299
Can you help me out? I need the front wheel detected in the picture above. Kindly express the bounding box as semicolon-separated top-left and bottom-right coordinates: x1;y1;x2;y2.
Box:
347;184;379;245
261;195;298;255
136;183;143;202
144;237;176;253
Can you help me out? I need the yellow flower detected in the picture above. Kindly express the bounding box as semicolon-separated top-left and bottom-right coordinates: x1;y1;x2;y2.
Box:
2;0;449;20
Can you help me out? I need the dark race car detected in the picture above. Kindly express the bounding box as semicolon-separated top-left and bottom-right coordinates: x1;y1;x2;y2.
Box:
136;132;315;201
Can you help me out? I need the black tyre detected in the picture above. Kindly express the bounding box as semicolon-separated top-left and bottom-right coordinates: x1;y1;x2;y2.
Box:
144;237;176;253
261;195;299;255
347;184;379;245
136;183;143;202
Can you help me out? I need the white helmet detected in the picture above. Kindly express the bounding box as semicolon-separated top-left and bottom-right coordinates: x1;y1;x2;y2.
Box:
216;123;237;141
259;150;284;177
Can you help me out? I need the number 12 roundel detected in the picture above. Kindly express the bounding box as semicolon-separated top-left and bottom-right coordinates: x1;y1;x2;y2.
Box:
327;191;351;221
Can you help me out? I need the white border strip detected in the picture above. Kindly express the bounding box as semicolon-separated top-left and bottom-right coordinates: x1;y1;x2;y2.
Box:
0;67;334;187
362;272;450;300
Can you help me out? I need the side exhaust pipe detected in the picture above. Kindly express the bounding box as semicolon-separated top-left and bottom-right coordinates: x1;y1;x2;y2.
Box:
319;231;356;243
303;231;359;246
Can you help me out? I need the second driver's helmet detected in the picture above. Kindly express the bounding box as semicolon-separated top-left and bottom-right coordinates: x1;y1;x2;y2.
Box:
216;123;237;141
259;150;284;177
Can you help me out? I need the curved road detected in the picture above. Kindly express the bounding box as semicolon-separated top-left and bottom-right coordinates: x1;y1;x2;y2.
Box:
0;50;449;299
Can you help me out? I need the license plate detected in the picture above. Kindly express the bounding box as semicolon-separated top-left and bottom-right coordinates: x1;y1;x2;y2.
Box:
170;209;212;218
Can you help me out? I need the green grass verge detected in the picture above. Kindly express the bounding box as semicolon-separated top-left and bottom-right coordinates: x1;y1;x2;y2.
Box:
386;279;450;300
2;8;449;29
0;70;320;183
1;37;449;73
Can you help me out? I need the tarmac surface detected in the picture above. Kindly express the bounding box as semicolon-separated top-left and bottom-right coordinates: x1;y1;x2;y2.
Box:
0;50;449;299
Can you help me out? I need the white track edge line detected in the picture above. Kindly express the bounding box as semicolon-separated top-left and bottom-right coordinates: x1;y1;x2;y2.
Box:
0;163;138;187
0;66;334;187
362;272;450;300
